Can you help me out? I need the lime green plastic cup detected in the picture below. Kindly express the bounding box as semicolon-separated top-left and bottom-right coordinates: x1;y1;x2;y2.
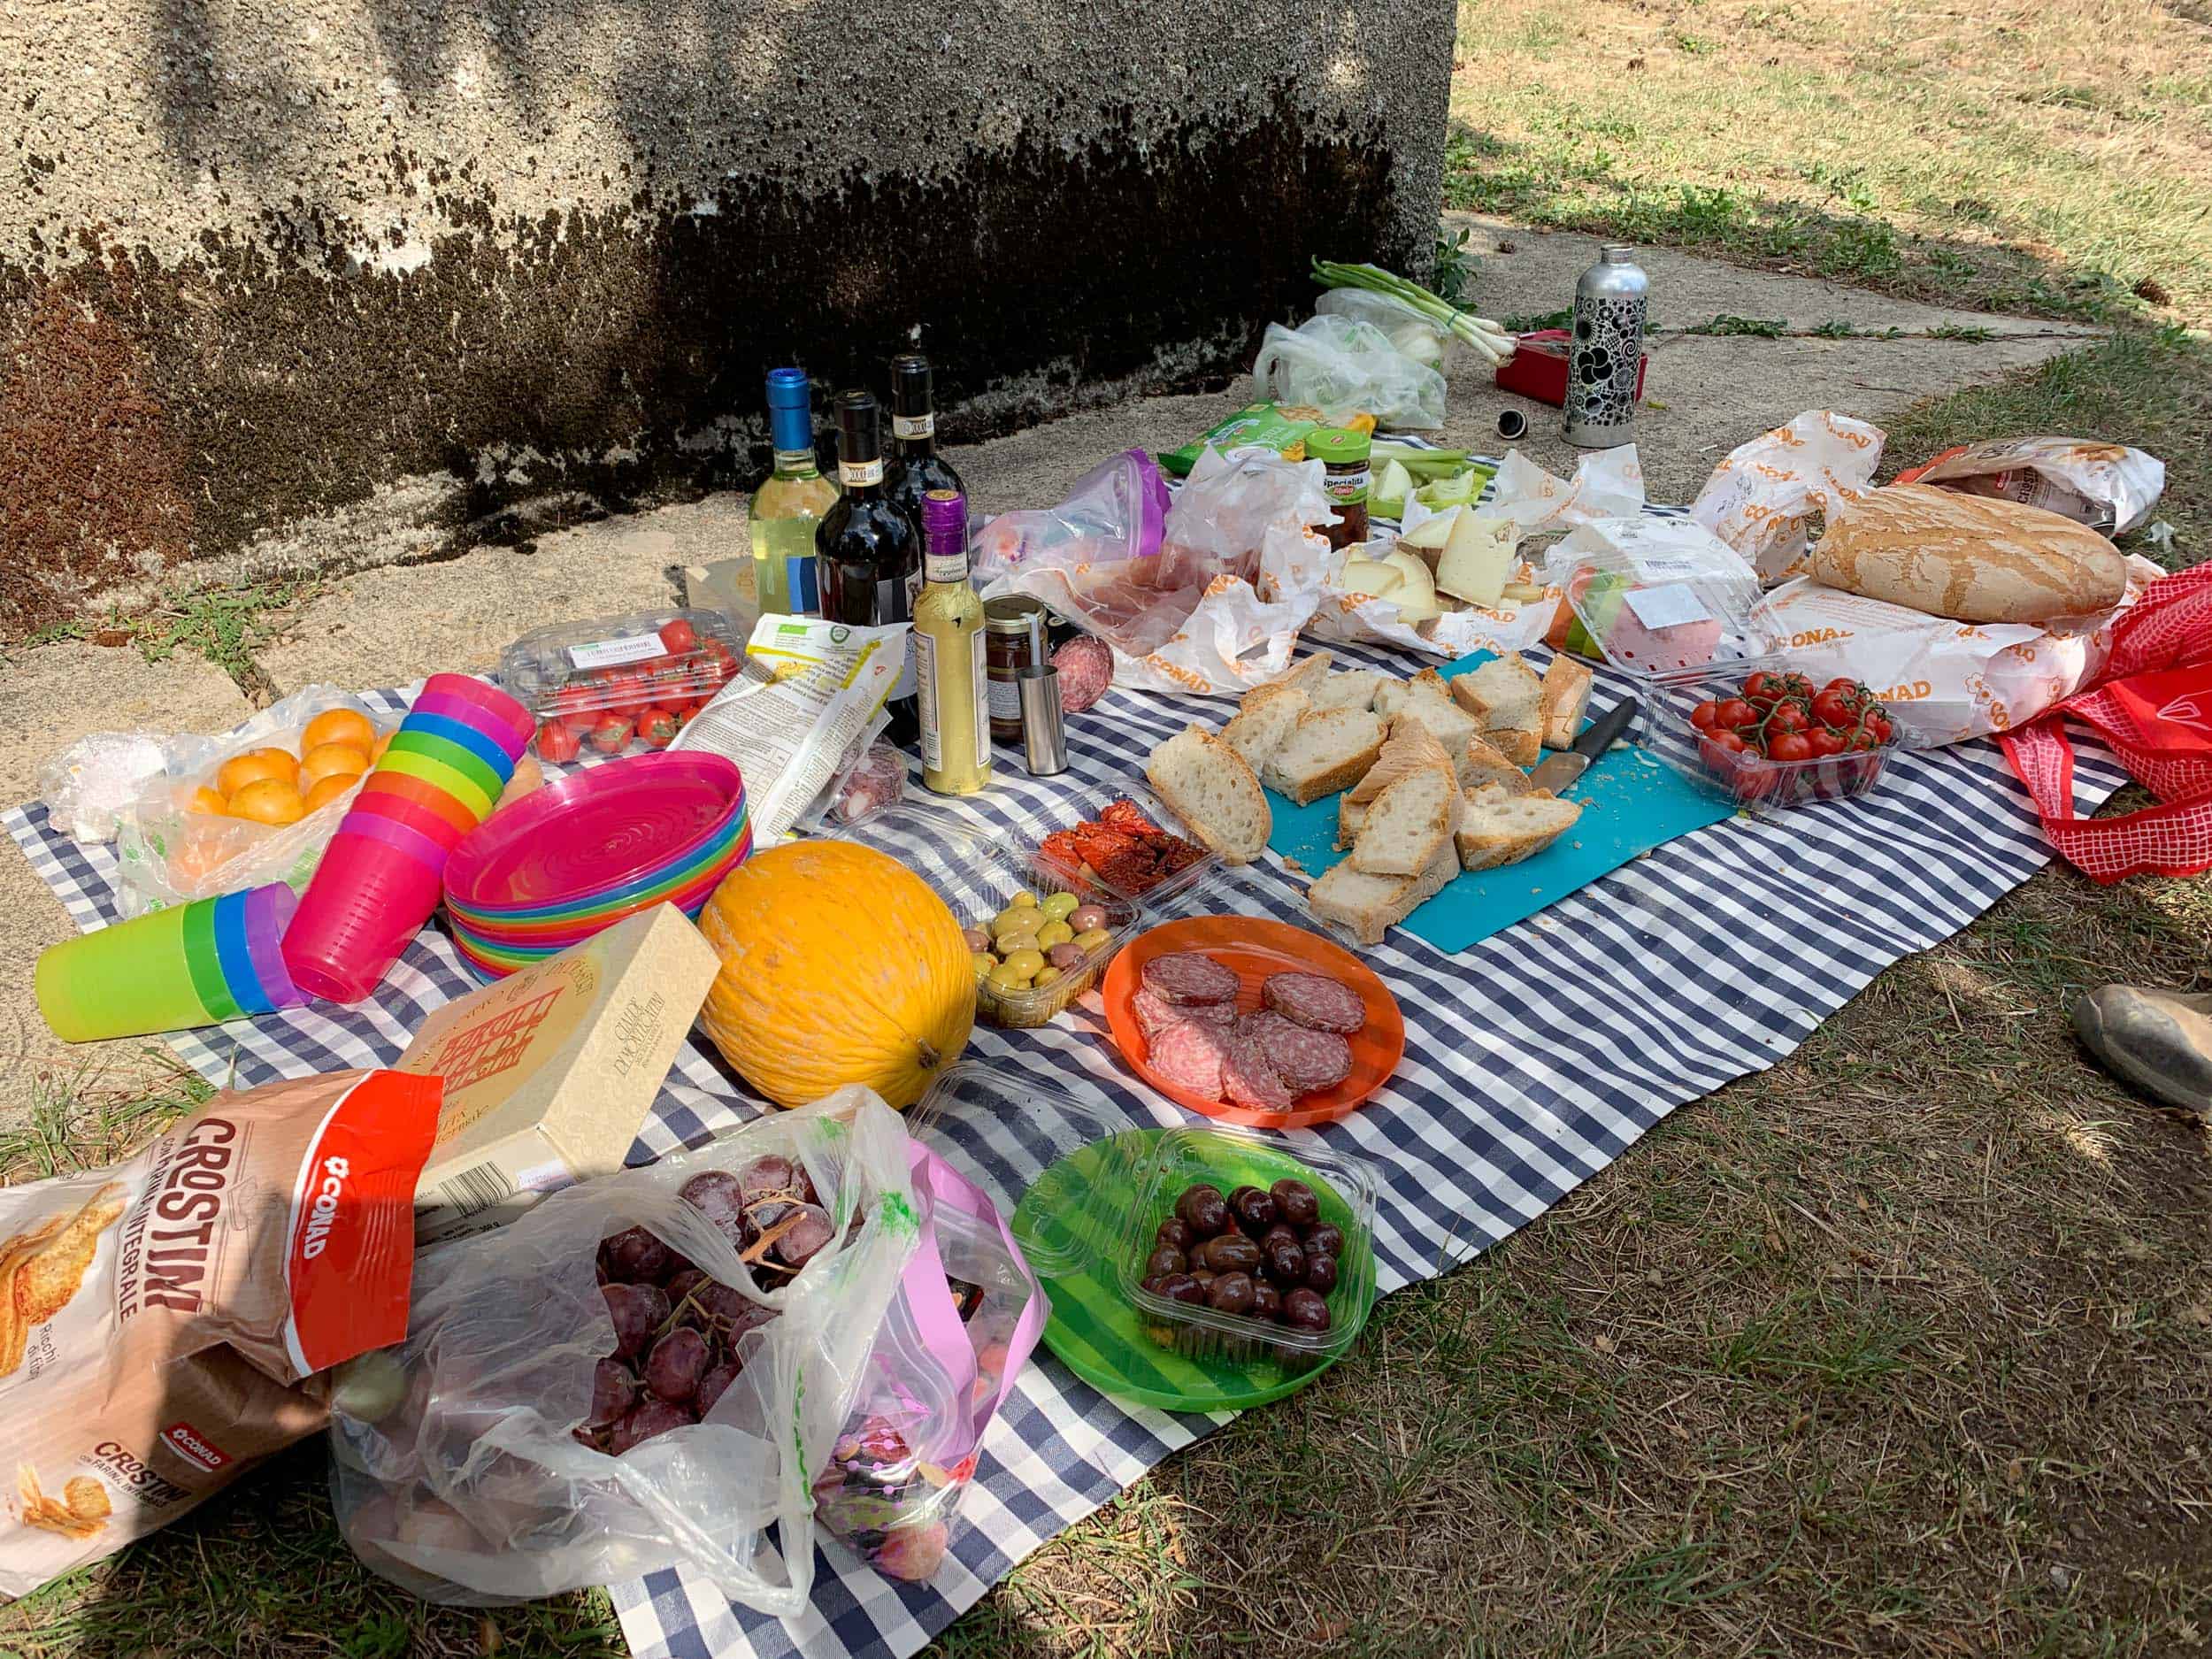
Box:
35;904;219;1042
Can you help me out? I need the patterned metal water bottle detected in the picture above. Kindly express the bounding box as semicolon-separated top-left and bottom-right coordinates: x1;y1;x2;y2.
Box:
1563;244;1649;448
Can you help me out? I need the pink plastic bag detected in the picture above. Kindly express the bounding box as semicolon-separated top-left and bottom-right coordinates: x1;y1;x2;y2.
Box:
811;1144;1046;1579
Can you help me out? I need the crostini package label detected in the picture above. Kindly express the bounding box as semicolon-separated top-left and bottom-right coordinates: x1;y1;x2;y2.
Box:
0;1069;442;1598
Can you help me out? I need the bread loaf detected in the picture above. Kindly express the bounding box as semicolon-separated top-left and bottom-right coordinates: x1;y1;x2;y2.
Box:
1810;484;2126;624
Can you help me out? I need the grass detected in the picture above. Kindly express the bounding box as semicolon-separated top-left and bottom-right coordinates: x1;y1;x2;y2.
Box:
1443;0;2212;324
23;580;315;702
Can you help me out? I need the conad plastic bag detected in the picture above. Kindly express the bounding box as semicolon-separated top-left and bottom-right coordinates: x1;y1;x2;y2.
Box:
1894;436;2165;536
330;1087;1040;1610
1760;557;2164;746
111;685;403;918
1691;411;1886;583
1253;315;1446;430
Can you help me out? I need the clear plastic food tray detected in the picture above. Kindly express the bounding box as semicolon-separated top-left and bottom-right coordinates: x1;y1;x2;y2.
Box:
1638;666;1901;813
1555;520;1785;685
824;803;1144;1029
498;607;744;757
1118;1125;1376;1372
1023;777;1223;916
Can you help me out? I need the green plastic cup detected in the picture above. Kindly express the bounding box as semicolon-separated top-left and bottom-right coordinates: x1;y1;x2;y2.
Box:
35;904;220;1042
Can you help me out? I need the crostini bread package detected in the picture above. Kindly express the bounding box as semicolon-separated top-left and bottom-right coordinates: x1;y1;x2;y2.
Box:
0;1070;442;1597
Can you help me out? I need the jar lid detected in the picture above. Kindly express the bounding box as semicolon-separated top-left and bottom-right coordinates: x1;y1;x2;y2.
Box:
1304;427;1371;464
984;595;1047;632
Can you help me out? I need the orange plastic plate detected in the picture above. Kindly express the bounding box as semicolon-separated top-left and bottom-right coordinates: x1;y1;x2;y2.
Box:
1101;915;1405;1128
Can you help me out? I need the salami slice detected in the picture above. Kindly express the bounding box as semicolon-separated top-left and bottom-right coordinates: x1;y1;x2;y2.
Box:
1052;635;1114;713
1221;1022;1296;1114
1133;988;1233;1041
1141;951;1240;1007
1260;972;1365;1034
1147;1018;1227;1099
1240;1010;1355;1094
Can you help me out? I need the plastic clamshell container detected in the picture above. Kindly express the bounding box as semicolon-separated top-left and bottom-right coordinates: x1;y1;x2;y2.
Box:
1119;1125;1376;1372
824;803;1143;1029
1023;776;1222;917
1555;526;1786;686
1638;668;1901;812
498;607;744;757
907;1062;1145;1280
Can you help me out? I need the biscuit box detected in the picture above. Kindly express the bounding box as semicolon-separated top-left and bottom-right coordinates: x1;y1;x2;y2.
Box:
398;902;721;1246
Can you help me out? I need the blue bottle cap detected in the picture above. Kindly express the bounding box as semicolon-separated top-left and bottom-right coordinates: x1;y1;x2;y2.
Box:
765;368;813;453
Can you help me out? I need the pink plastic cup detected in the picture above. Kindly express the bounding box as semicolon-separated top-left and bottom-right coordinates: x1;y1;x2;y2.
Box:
417;673;534;748
280;828;449;1002
409;692;533;763
336;808;453;872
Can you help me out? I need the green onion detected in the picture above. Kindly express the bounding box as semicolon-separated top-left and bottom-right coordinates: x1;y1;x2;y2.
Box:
1311;259;1517;365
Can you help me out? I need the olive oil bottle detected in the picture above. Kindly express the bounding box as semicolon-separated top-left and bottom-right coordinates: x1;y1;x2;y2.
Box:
912;488;991;795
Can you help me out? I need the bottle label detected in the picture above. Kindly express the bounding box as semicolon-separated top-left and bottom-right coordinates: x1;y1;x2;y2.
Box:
1323;465;1370;507
970;632;991;755
988;677;1021;723
892;413;934;442
924;548;967;584
914;630;941;771
839;457;885;488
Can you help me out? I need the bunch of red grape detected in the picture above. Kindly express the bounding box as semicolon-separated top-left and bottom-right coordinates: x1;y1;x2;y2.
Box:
577;1154;836;1455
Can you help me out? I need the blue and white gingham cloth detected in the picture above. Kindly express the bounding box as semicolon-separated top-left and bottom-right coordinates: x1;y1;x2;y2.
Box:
4;496;2127;1659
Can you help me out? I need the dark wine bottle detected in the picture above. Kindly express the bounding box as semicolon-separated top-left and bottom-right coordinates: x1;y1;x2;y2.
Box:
816;389;923;743
884;354;964;530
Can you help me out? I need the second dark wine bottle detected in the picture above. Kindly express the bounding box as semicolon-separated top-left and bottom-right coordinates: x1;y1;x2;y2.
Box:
816;389;924;743
885;354;964;530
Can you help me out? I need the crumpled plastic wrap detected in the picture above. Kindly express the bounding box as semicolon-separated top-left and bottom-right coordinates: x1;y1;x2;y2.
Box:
36;733;168;845
1690;411;1885;583
1252;314;1447;430
1895;435;2165;536
1486;445;1646;533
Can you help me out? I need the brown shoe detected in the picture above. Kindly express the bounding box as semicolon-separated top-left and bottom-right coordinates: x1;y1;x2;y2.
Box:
2071;986;2212;1119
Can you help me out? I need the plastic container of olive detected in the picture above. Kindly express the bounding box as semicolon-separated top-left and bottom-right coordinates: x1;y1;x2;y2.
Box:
1118;1125;1377;1371
822;803;1144;1029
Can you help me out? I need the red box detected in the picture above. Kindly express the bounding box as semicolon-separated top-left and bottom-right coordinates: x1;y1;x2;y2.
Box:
1494;329;1648;409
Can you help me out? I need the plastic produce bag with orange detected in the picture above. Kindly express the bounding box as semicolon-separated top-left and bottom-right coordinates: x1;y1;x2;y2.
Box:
110;685;401;918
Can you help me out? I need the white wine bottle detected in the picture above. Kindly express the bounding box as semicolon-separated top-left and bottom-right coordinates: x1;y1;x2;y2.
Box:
913;488;991;795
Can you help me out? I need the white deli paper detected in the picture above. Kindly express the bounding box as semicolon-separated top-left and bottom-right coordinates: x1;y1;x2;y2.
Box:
1486;445;1646;532
1691;411;1885;583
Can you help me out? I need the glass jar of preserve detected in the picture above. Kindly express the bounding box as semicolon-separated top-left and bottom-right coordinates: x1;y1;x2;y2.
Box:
1306;427;1371;550
984;595;1048;745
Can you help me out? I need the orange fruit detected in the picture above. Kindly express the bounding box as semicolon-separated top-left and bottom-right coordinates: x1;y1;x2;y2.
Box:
187;786;227;816
227;778;306;826
303;772;357;812
303;708;376;754
216;750;292;797
250;746;300;783
370;730;396;763
300;741;371;788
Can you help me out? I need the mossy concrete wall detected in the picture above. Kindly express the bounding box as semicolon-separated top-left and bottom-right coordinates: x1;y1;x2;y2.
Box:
0;0;1455;634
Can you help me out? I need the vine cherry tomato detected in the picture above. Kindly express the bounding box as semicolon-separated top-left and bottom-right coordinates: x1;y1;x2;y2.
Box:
1742;672;1782;708
1807;726;1845;757
1766;702;1810;735
1811;689;1855;728
635;706;680;749
1768;732;1813;763
588;713;635;755
534;718;581;763
657;618;699;655
1691;700;1722;730
1868;713;1894;743
1716;698;1757;730
1847;729;1880;752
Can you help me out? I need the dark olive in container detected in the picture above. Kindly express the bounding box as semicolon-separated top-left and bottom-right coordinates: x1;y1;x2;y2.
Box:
1156;1217;1194;1253
1145;1247;1187;1279
1258;1223;1301;1254
1265;1244;1307;1287
1281;1287;1331;1332
1252;1283;1284;1321
1271;1179;1320;1228
1304;1253;1340;1294
1159;1273;1206;1305
1205;1272;1257;1316
1199;1233;1261;1275
1304;1222;1344;1260
1179;1187;1231;1237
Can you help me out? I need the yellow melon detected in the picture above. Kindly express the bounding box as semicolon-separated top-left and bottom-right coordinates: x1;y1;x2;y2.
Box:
699;841;975;1110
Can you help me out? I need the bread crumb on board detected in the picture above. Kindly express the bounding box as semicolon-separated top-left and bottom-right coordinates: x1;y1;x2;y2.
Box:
1282;856;1306;874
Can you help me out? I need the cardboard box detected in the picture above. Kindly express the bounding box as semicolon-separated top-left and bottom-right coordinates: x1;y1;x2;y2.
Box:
399;903;722;1245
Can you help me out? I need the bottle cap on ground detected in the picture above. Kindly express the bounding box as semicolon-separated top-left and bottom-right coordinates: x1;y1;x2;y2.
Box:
1497;408;1529;440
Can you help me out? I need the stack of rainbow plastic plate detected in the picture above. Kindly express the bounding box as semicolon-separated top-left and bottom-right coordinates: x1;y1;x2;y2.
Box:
442;753;749;978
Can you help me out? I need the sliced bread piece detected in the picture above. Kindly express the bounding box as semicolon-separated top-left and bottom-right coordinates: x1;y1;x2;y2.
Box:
1449;653;1543;731
1262;707;1386;806
1271;651;1334;697
1487;724;1542;766
1336;793;1368;849
1308;837;1460;947
1460;733;1536;795
1538;656;1594;749
1455;787;1583;872
1350;764;1459;877
1310;668;1386;713
1371;667;1451;719
1346;710;1455;805
1145;725;1270;864
1219;683;1310;773
1400;688;1479;757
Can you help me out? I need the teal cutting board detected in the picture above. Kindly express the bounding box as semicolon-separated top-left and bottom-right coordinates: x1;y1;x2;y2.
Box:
1264;652;1736;954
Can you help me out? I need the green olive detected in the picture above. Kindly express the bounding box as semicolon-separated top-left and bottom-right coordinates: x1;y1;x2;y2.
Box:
1033;964;1064;988
1010;890;1040;908
990;906;1032;935
987;962;1033;993
1071;927;1114;951
995;928;1040;956
1002;947;1047;980
972;951;995;980
1041;891;1079;921
1036;919;1074;948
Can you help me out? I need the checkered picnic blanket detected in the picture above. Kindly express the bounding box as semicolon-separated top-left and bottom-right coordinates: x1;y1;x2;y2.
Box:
4;565;2127;1659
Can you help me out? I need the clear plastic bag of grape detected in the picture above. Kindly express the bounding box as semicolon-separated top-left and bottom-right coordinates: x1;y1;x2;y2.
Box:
326;1087;925;1615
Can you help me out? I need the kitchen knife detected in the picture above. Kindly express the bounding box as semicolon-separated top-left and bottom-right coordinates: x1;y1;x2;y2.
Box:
1526;695;1640;795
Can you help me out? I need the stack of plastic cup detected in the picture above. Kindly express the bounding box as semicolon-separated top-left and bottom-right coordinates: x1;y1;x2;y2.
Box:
281;672;534;1002
36;883;305;1041
442;753;749;979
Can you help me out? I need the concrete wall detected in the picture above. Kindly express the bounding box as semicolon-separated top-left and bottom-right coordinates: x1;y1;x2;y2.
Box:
0;0;1455;635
